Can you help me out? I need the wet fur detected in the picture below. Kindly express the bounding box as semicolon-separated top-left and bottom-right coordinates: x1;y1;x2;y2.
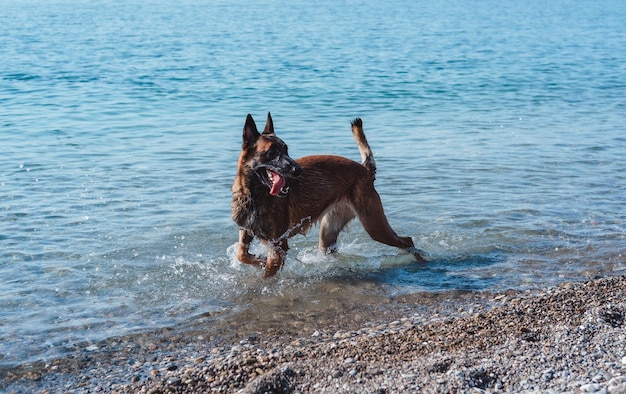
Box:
231;113;425;277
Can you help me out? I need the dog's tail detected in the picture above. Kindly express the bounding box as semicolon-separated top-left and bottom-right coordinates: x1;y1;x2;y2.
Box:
351;118;377;176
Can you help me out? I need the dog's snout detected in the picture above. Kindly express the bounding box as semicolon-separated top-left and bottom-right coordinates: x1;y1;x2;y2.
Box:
291;162;303;177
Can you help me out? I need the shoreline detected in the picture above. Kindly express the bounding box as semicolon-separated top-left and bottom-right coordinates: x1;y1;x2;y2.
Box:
3;275;626;393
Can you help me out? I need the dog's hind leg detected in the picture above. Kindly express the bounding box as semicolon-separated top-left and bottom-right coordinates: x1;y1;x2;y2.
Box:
236;229;264;266
355;191;426;262
318;201;356;253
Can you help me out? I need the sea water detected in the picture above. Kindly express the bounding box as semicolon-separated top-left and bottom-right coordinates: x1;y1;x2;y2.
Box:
1;0;625;366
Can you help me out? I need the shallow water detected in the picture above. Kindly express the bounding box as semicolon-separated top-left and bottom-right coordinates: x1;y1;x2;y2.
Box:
1;0;625;366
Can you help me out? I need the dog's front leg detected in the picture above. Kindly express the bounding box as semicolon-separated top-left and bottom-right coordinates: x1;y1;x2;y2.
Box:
264;240;288;278
236;229;264;266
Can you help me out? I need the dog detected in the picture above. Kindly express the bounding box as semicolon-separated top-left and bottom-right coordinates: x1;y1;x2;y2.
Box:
231;113;425;277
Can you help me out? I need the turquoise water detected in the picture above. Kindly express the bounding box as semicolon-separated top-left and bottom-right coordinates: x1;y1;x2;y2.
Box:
1;0;625;366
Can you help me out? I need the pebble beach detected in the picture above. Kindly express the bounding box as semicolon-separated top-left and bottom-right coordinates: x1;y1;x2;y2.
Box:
2;275;625;393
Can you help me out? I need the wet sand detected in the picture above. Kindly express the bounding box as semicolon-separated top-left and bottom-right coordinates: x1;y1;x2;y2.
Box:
2;275;626;393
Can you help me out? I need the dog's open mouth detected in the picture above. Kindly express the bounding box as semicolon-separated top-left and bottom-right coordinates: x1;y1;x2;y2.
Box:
265;169;289;197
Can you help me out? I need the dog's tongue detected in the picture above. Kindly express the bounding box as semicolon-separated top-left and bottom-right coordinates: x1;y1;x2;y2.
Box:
268;170;286;196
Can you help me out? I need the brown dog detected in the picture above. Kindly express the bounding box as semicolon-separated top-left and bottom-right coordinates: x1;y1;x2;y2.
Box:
231;113;425;277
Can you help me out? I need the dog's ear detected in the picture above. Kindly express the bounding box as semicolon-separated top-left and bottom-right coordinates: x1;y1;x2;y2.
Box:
243;114;260;147
262;112;275;135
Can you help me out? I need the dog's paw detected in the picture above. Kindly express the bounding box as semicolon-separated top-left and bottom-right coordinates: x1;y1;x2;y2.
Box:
238;252;265;267
407;247;428;262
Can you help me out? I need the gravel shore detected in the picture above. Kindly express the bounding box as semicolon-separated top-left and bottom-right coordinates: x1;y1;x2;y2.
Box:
2;275;625;393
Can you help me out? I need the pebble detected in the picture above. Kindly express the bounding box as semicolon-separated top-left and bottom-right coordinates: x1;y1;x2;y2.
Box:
366;368;383;376
580;383;601;392
608;376;626;393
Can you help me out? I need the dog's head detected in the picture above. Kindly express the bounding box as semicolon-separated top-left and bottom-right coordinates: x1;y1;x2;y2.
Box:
240;113;302;197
